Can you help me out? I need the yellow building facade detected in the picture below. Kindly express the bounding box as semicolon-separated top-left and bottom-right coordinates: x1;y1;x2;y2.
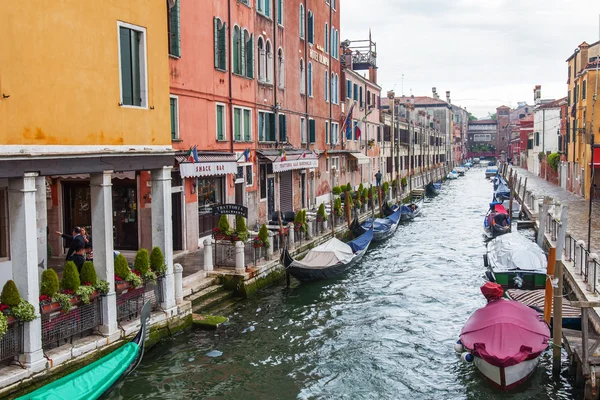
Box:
566;41;600;199
0;0;171;147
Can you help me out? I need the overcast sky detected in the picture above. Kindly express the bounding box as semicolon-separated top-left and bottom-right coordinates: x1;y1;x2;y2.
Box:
341;0;600;118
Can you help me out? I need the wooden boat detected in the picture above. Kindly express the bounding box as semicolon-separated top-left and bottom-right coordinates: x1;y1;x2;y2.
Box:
506;289;582;330
457;282;550;390
454;166;466;176
447;171;458;180
282;228;373;282
381;202;399;217
485;166;499;179
493;175;510;202
18;301;152;400
400;198;424;221
425;181;441;197
351;208;401;242
483;202;510;238
484;232;547;290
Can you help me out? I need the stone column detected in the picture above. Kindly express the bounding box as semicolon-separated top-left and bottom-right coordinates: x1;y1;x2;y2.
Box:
267;231;274;260
203;238;213;272
35;176;47;275
173;263;183;305
288;223;295;249
307;220;314;240
8;173;45;371
235;241;245;274
576;240;586;275
90;171;119;338
151;167;177;313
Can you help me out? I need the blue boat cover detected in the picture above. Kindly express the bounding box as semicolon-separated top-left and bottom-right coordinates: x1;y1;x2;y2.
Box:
348;228;373;253
361;218;392;232
433;182;442;190
387;208;402;224
400;205;413;215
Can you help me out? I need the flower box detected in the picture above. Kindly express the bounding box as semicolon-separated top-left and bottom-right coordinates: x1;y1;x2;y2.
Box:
40;301;62;315
116;280;131;294
253;241;265;249
214;233;232;241
6;315;17;327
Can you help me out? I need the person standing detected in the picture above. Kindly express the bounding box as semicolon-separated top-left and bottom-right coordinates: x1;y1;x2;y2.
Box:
56;226;86;261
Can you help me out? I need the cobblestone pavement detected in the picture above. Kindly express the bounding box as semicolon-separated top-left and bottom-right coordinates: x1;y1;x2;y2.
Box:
511;167;600;254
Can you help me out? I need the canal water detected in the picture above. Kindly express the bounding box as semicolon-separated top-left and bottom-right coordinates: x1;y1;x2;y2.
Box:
108;170;581;400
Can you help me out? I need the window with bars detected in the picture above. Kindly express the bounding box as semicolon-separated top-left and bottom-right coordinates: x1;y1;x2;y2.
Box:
168;0;181;57
213;18;226;70
119;24;147;107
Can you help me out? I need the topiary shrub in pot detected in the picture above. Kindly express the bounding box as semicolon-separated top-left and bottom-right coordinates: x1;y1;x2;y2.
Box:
114;254;131;281
150;247;167;276
258;224;270;248
61;261;80;292
133;248;150;276
40;269;60;298
1;280;21;308
80;261;98;286
235;215;249;242
332;186;342;196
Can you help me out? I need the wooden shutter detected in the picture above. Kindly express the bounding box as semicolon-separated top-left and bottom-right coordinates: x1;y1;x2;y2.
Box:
325;122;329;144
213;19;219;69
234;108;241;141
216;105;224;140
246;34;254;78
169;0;181;57
119;27;133;106
240;30;246;77
219;23;227;70
170;98;177;139
309;119;316;143
244;109;251;141
279;114;287;142
308;12;313;43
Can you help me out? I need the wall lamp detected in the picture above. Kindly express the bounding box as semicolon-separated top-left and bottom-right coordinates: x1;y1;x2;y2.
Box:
191;181;197;194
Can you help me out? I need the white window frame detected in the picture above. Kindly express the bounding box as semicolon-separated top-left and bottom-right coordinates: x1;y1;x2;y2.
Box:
233;106;253;142
245;164;254;187
170;94;179;140
278;48;285;89
308;61;313;97
117;21;149;109
0;187;9;261
215;102;227;141
325;120;330;144
301;116;306;143
332;122;339;145
299;4;305;40
324;70;329;102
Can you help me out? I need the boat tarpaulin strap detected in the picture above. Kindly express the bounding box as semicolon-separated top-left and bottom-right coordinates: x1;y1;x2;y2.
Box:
350;152;370;165
279;171;293;213
18;342;139;400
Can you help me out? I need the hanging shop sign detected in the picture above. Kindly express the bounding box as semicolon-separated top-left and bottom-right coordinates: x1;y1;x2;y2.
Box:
179;162;237;178
310;48;329;67
273;158;319;173
212;204;248;218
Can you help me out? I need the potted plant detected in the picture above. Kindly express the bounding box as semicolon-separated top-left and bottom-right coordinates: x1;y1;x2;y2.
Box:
401;177;408;188
114;254;143;293
1;280;37;327
234;215;249;243
316;203;328;223
39;268;61;314
332;186;342;196
150;247;167;277
133;248;157;283
214;215;232;241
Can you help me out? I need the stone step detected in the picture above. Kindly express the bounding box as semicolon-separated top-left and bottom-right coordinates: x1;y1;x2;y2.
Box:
182;276;219;299
206;297;245;316
187;284;225;306
191;290;233;314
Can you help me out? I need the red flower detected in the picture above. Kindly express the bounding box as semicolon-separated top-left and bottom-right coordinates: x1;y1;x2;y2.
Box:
38;295;52;303
114;274;124;282
84;282;92;286
62;289;74;296
0;304;9;312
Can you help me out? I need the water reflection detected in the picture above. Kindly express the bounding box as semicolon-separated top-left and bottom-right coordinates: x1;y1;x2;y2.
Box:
107;169;581;400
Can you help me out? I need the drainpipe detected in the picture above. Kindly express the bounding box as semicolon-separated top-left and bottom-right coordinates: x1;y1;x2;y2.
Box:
304;0;309;151
227;0;233;157
273;0;279;143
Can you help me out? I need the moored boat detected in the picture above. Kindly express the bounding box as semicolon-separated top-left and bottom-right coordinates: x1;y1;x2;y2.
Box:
282;228;373;282
506;289;582;330
18;301;152;400
457;282;550;390
484;232;547;290
400;198;424;221
352;208;401;242
425;181;441;197
485;166;498;178
447;171;458;180
381;201;399;217
483;202;510;238
454;166;466;176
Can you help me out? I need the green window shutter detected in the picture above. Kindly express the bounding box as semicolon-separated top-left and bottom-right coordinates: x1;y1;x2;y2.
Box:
234;108;241;141
244;109;251;141
216;105;224;140
119;27;133;106
309;119;316;143
130;30;141;106
233;27;240;74
169;1;181;57
240;30;246;77
277;0;282;24
268;113;276;141
279;114;287;142
258;113;264;141
213;19;219;69
246;34;254;78
219;24;227;70
170;98;177;139
325;122;329;144
308;12;313;44
265;0;270;17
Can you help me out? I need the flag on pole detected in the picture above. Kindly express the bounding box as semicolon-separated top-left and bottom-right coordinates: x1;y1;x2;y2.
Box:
355;123;362;140
243;148;250;162
341;103;355;138
302;151;306;158
280;148;287;162
355;108;374;141
191;145;199;163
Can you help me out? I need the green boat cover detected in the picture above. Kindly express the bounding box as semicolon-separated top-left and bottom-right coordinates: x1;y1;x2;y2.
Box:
18;342;139;400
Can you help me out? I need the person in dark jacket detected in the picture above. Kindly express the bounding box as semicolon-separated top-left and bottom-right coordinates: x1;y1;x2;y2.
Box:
70;242;86;273
56;226;86;261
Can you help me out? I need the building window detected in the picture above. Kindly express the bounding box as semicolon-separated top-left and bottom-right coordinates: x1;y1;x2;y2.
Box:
257;0;271;17
332;73;338;104
583;80;587;100
325;121;330;144
359;87;363;108
258;37;266;82
330;28;338;59
324;70;329;102
353;120;358;140
168;0;181;57
216;103;226;141
246;165;253;186
279;114;287;142
244;31;254;79
367;90;371;106
332;0;336;10
170;95;179;140
0;189;8;259
213;18;227;71
233;26;242;75
301;117;306;143
233;27;253;78
299;4;305;39
258;111;276;142
347;79;352;100
307;11;314;44
300;59;305;95
325;23;329;53
278;48;285;88
308;62;313;97
535;132;540;146
118;23;148;108
309;119;316;143
332;122;339;144
353;83;358;101
234;107;252;141
277;0;283;24
266;40;273;83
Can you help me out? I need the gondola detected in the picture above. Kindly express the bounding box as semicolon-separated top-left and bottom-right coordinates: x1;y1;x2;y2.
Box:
493;175;510;202
483;202;510;238
352;208;401;242
381;201;399;217
485;166;499;179
447;171;458;180
483;232;547;290
18;301;152;400
400;198;424;221
282;227;373;282
425;181;441;197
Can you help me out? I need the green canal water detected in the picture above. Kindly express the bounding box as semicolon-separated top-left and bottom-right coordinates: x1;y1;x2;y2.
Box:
108;170;581;399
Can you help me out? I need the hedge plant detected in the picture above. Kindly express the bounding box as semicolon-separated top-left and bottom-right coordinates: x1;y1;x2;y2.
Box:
235;216;249;242
332;186;342;195
133;248;150;276
547;152;560;171
317;203;328;221
401;177;408;187
1;280;20;307
80;261;98;286
258;224;270;248
150;247;167;276
61;262;80;292
114;254;131;281
40;269;59;298
217;215;231;235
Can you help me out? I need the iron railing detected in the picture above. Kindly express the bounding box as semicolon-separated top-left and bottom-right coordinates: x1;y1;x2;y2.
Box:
213;240;258;268
42;298;101;349
0;320;23;364
117;286;146;322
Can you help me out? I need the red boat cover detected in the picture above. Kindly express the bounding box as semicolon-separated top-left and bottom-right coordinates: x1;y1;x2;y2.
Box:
460;299;550;367
494;204;508;214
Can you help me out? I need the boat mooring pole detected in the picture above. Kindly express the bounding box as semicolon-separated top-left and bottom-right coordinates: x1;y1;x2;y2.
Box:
345;191;351;229
508;174;515;232
544;247;556;324
553;206;568;375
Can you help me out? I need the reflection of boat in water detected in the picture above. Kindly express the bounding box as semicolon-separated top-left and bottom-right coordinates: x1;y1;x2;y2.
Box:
282;228;373;282
457;282;550;390
18;302;152;400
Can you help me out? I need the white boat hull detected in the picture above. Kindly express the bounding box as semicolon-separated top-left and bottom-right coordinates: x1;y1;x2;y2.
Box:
473;356;539;390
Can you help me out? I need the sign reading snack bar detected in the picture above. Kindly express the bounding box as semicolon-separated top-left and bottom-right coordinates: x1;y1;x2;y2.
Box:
179;162;237;178
212;204;248;218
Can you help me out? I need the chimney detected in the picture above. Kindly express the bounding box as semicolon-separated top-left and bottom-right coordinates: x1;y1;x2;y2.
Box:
533;85;541;105
432;87;438;99
579;42;590;72
368;66;377;85
446;91;451;104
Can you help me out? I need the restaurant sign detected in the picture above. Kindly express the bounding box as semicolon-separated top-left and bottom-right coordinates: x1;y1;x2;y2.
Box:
212;204;248;218
273;158;319;172
179;162;237;178
310;48;329;67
